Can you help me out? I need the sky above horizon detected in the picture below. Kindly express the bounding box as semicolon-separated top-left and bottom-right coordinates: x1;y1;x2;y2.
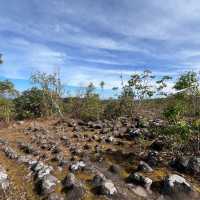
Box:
0;0;200;97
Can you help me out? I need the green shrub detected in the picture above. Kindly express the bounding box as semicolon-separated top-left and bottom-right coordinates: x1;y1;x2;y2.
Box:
0;98;14;123
163;102;184;124
79;95;102;122
103;100;121;120
14;88;45;119
158;121;191;143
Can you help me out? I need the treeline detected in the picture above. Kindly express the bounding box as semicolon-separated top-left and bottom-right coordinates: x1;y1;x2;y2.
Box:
0;69;199;123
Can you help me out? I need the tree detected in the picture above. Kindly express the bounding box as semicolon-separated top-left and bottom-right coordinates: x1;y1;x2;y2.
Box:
128;70;155;101
0;80;18;123
85;82;95;97
14;88;44;119
174;71;199;91
124;70;155;115
156;76;172;97
31;71;64;117
100;81;105;98
174;71;200;116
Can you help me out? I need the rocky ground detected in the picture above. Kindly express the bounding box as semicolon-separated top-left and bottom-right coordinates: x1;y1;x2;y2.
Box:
0;117;200;200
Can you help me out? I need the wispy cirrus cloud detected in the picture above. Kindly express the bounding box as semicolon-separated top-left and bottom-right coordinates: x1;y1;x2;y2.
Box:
0;0;200;95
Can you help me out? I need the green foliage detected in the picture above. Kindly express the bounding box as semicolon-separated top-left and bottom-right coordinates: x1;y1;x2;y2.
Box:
79;94;102;121
192;119;200;129
14;88;45;119
174;71;199;90
156;76;172;97
0;80;18;97
0;80;18;122
31;71;64;117
0;98;14;123
160;121;191;143
163;102;184;124
128;69;155;100
103;100;121;120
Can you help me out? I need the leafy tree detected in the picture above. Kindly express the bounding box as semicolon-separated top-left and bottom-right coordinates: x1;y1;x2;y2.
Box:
0;80;18;123
31;71;64;117
128;70;155;100
14;88;45;119
156;76;172;97
85;82;95;97
174;71;200;117
119;69;156;116
174;71;199;90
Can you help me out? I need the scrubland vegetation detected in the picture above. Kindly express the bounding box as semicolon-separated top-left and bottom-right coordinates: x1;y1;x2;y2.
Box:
0;54;200;200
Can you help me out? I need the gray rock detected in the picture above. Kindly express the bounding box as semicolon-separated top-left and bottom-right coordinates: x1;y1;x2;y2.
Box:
170;156;190;172
0;166;9;191
17;155;37;167
162;174;192;197
63;173;85;200
187;157;200;174
69;161;86;172
32;161;53;179
109;164;122;174
3;146;18;159
63;173;76;188
146;150;159;167
40;174;57;195
98;179;117;195
137;161;153;172
92;173;117;195
48;193;64;200
128;172;152;191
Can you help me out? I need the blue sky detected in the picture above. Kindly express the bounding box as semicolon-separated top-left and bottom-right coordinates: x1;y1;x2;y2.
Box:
0;0;200;97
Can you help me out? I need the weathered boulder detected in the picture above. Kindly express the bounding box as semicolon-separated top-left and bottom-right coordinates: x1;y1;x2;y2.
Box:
171;156;200;175
40;174;57;195
17;155;37;167
137;161;153;173
63;173;85;200
92;173;117;195
162;174;193;198
69;161;86;172
187;157;200;175
128;172;152;191
109;164;122;174
0;166;9;191
32;161;53;179
48;193;64;200
3;146;18;159
128;129;141;139
146;150;159;167
170;156;189;172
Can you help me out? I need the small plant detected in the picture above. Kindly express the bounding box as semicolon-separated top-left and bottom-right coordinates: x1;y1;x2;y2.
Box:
163;103;184;124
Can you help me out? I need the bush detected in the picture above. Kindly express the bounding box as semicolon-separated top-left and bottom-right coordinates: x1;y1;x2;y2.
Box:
103;100;121;120
163;103;184;124
0;98;14;123
14;88;45;119
157;121;191;143
79;95;102;122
